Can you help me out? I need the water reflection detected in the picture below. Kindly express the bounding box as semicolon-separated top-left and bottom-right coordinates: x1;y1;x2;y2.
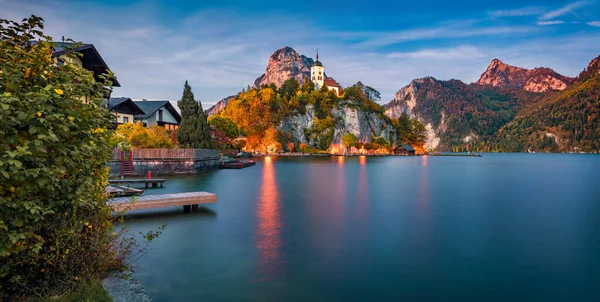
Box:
337;156;344;165
256;156;282;280
357;156;369;219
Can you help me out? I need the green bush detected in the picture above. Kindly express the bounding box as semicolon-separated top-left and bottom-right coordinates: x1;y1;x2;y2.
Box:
0;16;134;298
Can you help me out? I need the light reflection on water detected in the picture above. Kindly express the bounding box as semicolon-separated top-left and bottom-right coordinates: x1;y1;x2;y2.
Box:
256;156;281;280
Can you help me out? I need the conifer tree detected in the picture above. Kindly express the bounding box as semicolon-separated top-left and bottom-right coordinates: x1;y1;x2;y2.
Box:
196;98;214;149
177;81;199;147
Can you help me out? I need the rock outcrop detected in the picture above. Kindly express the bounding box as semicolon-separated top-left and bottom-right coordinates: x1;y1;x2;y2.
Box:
279;103;394;147
577;55;600;81
206;95;235;116
253;46;315;88
476;58;573;92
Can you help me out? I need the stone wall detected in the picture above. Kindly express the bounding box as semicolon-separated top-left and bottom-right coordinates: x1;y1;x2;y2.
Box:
109;158;219;177
109;149;220;177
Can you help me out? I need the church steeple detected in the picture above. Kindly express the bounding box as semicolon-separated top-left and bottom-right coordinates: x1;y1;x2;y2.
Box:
310;50;324;88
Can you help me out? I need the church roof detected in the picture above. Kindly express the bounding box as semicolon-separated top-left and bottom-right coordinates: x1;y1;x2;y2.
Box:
324;78;340;88
312;60;323;67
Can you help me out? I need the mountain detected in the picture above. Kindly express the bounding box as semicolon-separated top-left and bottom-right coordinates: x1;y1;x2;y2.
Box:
206;95;235;117
494;56;600;152
476;58;573;92
253;46;315;88
384;77;538;150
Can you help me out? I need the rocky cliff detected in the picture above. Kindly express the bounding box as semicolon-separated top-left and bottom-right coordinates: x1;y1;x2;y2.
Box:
577;55;600;82
279;103;394;147
206;95;235;116
476;59;573;92
253;46;315;88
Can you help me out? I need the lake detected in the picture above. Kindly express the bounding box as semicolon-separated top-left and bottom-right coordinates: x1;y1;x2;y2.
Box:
123;154;600;301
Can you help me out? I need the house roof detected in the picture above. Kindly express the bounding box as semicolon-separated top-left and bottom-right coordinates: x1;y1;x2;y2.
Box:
133;100;182;123
51;42;121;87
108;97;145;115
324;78;340;88
395;144;415;152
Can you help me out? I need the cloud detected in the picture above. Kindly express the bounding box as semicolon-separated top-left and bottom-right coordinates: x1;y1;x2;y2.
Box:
349;26;536;48
537;20;566;26
386;46;485;60
539;1;589;20
587;21;600;27
489;6;543;17
3;0;599;106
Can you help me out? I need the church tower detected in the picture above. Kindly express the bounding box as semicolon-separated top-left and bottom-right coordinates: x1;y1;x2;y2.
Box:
311;50;324;89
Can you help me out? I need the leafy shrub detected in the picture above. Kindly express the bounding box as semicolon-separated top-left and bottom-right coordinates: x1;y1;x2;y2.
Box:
0;16;157;298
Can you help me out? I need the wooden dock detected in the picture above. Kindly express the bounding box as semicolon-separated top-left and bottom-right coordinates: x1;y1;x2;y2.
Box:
106;185;144;197
220;159;256;169
108;192;217;212
108;178;166;188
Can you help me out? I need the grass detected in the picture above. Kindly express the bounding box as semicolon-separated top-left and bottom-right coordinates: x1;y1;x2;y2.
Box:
28;280;111;302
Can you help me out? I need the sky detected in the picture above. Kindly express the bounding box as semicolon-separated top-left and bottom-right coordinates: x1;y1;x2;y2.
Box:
3;0;600;107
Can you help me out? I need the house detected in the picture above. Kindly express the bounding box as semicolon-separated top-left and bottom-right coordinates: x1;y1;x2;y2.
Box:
310;51;343;97
51;42;120;98
394;144;416;156
133;100;181;131
108;97;144;125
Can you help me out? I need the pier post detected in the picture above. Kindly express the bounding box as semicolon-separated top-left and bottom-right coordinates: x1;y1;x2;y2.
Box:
183;205;191;213
192;204;198;211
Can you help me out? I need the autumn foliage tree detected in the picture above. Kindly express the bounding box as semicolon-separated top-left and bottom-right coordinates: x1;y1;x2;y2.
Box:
115;122;174;148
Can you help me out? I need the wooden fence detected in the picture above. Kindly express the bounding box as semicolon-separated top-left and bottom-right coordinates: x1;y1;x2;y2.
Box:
111;148;219;160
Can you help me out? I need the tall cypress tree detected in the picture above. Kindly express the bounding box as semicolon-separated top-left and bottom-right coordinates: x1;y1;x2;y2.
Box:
177;81;201;147
196;98;213;149
177;81;214;149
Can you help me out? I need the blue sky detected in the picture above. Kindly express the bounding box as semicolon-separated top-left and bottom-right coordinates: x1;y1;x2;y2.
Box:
4;0;600;107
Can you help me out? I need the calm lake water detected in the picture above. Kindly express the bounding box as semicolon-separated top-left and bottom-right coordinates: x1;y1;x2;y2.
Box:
123;154;600;301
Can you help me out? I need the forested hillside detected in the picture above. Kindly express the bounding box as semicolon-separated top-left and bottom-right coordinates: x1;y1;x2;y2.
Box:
216;79;426;153
493;57;600;152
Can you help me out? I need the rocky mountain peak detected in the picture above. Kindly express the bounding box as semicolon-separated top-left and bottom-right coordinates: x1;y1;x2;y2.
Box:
476;59;573;92
253;46;314;88
577;55;600;81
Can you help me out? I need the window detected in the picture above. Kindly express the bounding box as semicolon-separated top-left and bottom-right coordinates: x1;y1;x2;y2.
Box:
312;76;315;80
158;109;163;122
123;116;129;123
319;71;322;75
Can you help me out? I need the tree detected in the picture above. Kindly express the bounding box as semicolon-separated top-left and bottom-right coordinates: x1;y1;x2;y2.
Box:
177;81;213;148
300;143;307;154
208;116;239;139
341;133;357;155
280;78;300;98
177;81;200;147
116;122;174;148
287;141;295;152
0;16;125;297
196;97;213;149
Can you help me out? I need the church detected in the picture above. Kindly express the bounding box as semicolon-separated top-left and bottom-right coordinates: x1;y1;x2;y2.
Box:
311;51;343;96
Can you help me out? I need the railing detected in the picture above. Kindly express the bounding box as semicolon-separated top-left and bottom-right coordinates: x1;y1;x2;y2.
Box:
111;148;219;160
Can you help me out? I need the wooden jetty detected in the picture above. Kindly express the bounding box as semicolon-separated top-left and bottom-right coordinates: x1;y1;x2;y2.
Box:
106;185;144;197
108;178;166;188
108;192;217;212
220;159;256;169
